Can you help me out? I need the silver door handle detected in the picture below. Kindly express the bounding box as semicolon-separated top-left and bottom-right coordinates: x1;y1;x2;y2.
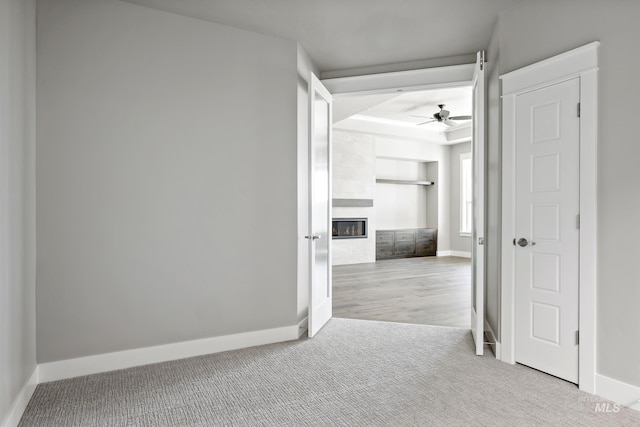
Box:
517;238;530;247
305;235;321;240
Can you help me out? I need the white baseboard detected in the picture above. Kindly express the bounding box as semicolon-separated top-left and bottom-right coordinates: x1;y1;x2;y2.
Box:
39;324;301;383
1;368;38;427
595;374;640;412
437;250;471;258
297;316;308;338
484;319;501;359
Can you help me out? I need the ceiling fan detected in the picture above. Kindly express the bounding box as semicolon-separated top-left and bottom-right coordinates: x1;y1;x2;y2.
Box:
412;104;472;127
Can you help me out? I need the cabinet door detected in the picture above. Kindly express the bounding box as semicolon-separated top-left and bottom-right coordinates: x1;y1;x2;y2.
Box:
394;240;416;256
395;231;415;243
394;231;416;256
376;231;394;260
416;229;437;256
416;228;435;241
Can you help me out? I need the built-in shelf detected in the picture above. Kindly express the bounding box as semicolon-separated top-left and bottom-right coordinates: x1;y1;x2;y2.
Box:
332;198;374;208
376;179;434;186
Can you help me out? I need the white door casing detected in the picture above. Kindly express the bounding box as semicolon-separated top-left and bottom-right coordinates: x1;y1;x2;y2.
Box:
514;78;580;383
501;42;599;392
318;60;487;356
308;72;333;337
471;51;486;356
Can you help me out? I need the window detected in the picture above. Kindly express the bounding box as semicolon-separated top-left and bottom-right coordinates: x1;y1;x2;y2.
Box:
460;152;472;236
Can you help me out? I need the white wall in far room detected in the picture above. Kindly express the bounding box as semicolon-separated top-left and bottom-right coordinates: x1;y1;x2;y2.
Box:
376;135;451;253
449;141;472;254
375;158;435;230
331;130;376;265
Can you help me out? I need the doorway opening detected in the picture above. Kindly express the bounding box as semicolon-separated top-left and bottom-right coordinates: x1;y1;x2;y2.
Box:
305;59;486;353
329;84;474;329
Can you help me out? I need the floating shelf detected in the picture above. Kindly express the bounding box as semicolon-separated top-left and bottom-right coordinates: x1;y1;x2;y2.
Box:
332;198;374;208
376;179;434;186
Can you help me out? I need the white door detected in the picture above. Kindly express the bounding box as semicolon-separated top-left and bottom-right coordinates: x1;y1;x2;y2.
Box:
514;78;580;383
471;51;486;356
307;72;332;337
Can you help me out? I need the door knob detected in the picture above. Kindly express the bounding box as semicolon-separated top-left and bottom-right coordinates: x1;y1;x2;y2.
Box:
517;238;529;247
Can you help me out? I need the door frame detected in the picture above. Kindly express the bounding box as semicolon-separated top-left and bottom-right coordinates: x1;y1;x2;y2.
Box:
500;42;599;393
322;63;475;96
318;63;482;333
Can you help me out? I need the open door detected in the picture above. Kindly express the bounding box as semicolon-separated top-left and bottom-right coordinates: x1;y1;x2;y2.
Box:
471;51;486;355
307;72;332;337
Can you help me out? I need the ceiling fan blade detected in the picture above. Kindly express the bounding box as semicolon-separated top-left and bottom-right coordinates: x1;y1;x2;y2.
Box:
416;119;436;126
449;115;472;120
441;120;455;127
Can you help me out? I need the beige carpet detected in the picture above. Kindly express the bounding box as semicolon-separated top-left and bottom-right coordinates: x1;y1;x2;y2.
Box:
20;318;640;426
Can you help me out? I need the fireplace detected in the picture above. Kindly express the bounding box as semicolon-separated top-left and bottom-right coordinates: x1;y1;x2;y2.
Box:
332;218;367;239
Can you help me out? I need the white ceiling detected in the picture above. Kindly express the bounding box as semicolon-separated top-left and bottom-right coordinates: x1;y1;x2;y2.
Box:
351;86;472;126
334;86;473;144
121;0;522;72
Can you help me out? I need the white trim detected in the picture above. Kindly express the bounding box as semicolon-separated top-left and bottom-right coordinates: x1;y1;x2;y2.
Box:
321;63;474;96
484;319;501;360
297;316;309;338
595;374;640;412
500;88;516;366
459;232;471;237
437;250;471;258
500;42;599;393
500;42;599;95
577;67;598;393
1;368;38;427
39;324;301;383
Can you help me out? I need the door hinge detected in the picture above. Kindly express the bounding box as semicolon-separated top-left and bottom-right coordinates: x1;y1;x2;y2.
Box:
479;50;486;71
576;330;580;345
576;214;580;229
577;103;581;118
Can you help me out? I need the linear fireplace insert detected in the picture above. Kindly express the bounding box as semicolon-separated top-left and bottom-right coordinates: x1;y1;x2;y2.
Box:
332;218;367;239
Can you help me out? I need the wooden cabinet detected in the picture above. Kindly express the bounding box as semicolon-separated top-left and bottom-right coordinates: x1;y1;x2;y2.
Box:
376;228;437;260
376;231;395;259
416;229;437;256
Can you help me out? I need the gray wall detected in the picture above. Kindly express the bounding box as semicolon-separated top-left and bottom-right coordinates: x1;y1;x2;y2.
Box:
0;0;36;420
36;0;299;363
497;0;640;387
448;142;472;254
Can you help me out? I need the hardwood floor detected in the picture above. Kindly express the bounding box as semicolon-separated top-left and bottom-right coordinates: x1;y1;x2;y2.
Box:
332;256;471;328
